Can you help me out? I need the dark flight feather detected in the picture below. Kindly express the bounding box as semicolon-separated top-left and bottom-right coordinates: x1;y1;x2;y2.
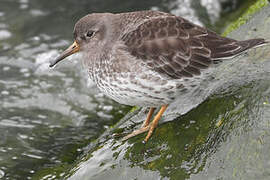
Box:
121;13;267;79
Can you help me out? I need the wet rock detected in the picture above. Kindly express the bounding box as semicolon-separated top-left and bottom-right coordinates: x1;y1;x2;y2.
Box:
64;4;270;180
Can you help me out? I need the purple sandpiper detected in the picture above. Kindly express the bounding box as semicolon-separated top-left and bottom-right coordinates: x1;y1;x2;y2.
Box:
50;10;267;142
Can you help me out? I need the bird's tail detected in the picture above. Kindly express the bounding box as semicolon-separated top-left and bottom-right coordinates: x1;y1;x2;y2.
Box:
237;38;267;51
211;38;268;60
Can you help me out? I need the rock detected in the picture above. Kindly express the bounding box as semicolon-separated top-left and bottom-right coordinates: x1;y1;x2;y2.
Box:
60;5;270;180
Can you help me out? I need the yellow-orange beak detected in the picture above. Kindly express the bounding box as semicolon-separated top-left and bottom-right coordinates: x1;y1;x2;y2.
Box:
49;41;80;67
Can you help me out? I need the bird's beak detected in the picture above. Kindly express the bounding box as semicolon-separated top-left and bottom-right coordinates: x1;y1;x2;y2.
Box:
49;41;80;67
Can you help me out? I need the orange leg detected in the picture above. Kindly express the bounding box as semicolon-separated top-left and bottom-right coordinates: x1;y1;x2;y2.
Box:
122;107;155;141
143;105;168;142
122;105;168;142
141;107;156;127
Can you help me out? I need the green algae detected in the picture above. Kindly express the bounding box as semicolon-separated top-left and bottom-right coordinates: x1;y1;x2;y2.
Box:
223;0;269;36
129;106;139;113
34;2;270;180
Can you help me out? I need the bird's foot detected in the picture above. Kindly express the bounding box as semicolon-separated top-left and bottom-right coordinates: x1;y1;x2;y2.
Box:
121;120;158;142
122;124;150;141
122;105;168;143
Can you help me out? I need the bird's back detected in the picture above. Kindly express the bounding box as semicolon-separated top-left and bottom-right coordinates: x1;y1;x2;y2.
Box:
119;10;267;79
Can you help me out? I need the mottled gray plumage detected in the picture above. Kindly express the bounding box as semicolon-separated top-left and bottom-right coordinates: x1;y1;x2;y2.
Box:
62;10;265;107
50;10;267;142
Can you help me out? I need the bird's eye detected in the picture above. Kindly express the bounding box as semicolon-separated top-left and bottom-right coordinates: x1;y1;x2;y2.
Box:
86;31;95;38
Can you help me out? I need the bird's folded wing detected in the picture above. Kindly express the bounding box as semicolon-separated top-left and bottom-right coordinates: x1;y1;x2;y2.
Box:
121;15;240;79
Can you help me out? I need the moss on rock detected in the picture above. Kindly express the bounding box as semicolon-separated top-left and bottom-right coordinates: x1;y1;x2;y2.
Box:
223;0;269;36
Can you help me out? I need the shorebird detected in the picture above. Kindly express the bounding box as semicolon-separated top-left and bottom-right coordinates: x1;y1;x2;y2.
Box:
50;10;267;142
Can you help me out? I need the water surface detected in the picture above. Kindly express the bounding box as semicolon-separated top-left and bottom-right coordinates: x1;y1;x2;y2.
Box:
0;0;260;179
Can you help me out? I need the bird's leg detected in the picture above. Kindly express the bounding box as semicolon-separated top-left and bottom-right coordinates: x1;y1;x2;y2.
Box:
122;105;168;142
141;107;156;127
122;107;155;141
143;105;168;142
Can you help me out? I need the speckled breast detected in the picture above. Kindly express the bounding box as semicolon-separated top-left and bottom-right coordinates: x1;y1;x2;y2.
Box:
87;61;186;107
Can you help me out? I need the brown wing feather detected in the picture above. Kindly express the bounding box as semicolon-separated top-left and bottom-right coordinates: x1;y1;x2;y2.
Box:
121;14;266;79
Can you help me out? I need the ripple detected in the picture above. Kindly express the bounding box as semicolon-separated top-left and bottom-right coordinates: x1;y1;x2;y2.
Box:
0;119;35;128
103;105;113;111
1;91;9;95
2;66;10;71
0;23;7;29
22;153;43;160
0;169;5;178
30;9;47;16
167;0;203;26
0;30;11;40
19;0;29;9
35;50;58;73
201;0;221;23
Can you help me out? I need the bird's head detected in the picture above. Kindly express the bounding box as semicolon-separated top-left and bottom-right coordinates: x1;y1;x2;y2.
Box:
49;13;114;67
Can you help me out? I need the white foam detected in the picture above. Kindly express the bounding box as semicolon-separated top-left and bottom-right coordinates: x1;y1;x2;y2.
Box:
200;0;221;24
0;30;11;40
35;50;59;73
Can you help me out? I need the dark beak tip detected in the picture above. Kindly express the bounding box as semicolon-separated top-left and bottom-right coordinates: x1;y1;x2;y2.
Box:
49;61;56;68
49;56;62;68
49;41;79;69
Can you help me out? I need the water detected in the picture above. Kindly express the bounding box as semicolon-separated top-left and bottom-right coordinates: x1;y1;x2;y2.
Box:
0;0;260;179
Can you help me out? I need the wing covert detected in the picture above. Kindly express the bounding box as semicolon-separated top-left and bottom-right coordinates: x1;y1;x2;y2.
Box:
121;15;236;79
